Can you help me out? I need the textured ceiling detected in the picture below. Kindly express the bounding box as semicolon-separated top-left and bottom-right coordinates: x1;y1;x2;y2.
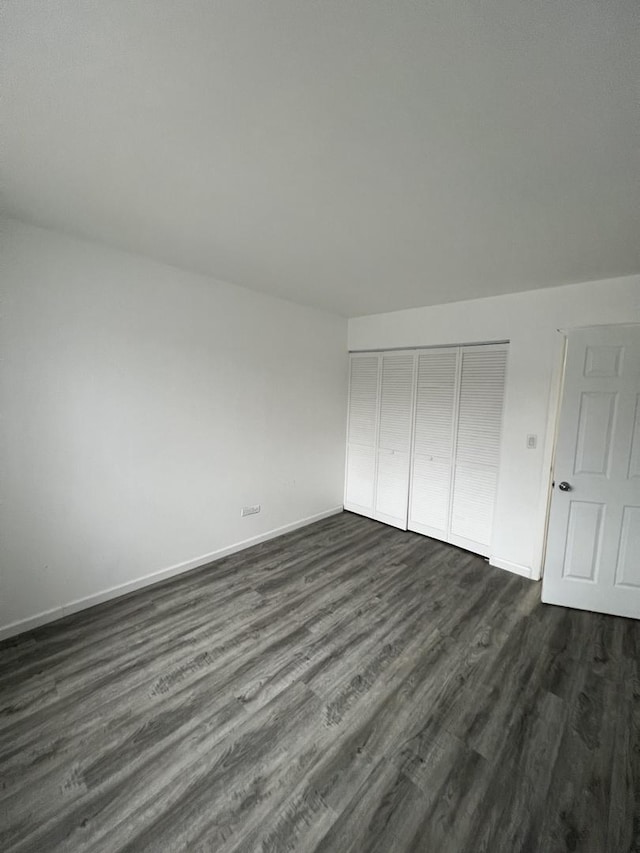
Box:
2;0;639;316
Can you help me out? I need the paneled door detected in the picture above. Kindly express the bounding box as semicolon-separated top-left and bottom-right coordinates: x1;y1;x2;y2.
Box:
542;326;640;619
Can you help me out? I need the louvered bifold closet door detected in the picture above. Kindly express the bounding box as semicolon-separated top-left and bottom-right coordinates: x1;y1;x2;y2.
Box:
344;354;380;515
449;345;507;556
408;348;459;540
374;351;416;529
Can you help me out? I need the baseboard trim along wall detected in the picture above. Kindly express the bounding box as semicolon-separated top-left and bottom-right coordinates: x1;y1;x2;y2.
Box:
489;556;535;580
0;506;344;641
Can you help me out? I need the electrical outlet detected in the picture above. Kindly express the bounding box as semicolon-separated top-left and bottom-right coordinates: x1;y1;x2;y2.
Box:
526;434;537;449
241;504;261;517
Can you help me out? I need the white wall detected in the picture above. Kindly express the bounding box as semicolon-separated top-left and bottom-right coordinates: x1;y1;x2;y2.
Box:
349;276;640;580
0;218;348;637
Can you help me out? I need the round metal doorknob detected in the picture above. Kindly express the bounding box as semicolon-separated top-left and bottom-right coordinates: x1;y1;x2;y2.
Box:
558;481;572;491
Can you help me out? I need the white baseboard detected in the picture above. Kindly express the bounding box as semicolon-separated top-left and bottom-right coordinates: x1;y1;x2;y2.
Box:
489;556;535;580
0;506;343;642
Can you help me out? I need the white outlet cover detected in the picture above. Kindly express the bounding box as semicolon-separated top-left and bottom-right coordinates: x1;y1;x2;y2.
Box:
241;504;261;517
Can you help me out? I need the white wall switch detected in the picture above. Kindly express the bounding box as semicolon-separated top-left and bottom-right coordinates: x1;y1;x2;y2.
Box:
526;434;537;449
241;504;261;517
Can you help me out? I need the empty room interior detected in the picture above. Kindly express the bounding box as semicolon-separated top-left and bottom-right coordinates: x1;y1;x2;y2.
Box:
1;2;640;851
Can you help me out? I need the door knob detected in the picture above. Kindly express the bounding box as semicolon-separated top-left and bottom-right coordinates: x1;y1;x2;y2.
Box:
558;481;572;491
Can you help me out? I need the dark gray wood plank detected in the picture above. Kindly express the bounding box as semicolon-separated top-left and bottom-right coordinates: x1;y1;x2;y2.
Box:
0;511;638;853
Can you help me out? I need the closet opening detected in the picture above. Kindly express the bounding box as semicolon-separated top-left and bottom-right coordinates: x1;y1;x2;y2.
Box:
344;343;509;557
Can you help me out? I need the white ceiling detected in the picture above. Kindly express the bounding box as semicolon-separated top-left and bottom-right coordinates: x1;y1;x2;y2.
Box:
2;1;639;316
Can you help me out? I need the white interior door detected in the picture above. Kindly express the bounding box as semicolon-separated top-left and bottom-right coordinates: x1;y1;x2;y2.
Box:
345;344;507;551
407;343;507;555
408;348;459;540
448;345;508;557
374;351;416;529
344;354;380;514
542;326;640;619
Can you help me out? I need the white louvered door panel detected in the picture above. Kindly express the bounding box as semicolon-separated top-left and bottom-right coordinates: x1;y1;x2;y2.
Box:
449;345;508;556
374;351;416;529
408;348;459;540
344;354;380;515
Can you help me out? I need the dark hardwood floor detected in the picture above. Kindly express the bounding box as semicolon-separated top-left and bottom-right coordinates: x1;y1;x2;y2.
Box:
1;512;638;852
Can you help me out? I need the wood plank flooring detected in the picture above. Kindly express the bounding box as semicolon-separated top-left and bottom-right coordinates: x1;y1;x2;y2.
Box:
1;511;638;852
